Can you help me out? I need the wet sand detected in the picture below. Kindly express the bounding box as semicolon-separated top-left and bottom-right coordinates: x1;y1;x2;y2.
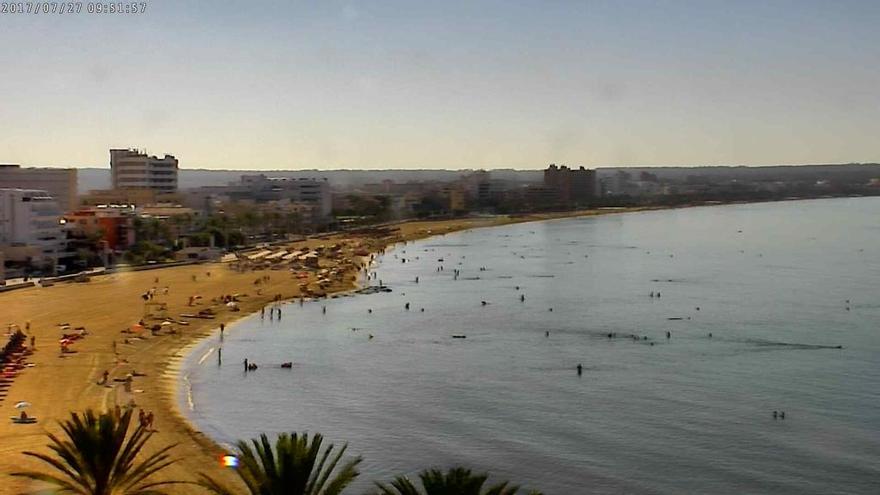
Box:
0;209;650;493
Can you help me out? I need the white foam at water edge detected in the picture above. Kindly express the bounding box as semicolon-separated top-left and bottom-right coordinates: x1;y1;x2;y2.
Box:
198;347;215;366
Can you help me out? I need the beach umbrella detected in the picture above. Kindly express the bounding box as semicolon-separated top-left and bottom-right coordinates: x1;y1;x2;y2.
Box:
14;401;31;409
161;321;173;326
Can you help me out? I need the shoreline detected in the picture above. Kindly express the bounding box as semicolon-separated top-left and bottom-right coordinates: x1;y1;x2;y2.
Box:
2;208;664;493
168;206;675;479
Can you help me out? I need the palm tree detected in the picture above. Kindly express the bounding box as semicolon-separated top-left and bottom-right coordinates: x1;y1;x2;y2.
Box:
12;407;181;495
373;467;542;495
199;432;361;495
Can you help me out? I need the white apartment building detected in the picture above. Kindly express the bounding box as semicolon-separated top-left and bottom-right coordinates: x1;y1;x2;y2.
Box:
0;164;78;211
110;148;179;192
0;188;65;271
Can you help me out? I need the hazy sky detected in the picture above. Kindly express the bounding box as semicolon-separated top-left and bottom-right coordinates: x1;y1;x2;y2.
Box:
2;1;879;169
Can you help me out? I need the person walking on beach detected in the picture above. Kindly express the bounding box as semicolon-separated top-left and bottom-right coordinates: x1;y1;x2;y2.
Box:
220;323;225;337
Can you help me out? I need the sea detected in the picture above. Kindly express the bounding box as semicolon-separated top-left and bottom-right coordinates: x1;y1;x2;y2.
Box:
180;197;880;494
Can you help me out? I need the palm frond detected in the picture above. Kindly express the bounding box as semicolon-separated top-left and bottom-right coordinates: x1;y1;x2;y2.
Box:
199;431;361;495
375;467;538;495
11;408;180;495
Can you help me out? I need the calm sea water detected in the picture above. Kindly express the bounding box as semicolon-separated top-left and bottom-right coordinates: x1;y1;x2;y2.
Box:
181;198;880;494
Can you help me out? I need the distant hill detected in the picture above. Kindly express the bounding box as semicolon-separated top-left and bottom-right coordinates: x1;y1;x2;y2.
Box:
601;163;880;183
76;168;544;194
76;164;880;194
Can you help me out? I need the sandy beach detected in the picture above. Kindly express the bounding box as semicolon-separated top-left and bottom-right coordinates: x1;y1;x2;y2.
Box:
0;209;649;493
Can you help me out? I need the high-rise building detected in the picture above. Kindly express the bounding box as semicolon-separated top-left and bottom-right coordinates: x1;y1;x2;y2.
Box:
110;148;179;192
543;164;597;205
0;164;78;211
0;188;65;272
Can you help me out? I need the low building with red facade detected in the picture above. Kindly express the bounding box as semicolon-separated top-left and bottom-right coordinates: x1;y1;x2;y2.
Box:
64;207;136;251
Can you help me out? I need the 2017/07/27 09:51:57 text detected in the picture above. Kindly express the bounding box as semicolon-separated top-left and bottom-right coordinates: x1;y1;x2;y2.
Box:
1;2;147;14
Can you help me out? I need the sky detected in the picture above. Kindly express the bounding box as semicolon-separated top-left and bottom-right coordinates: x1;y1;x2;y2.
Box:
1;0;879;170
